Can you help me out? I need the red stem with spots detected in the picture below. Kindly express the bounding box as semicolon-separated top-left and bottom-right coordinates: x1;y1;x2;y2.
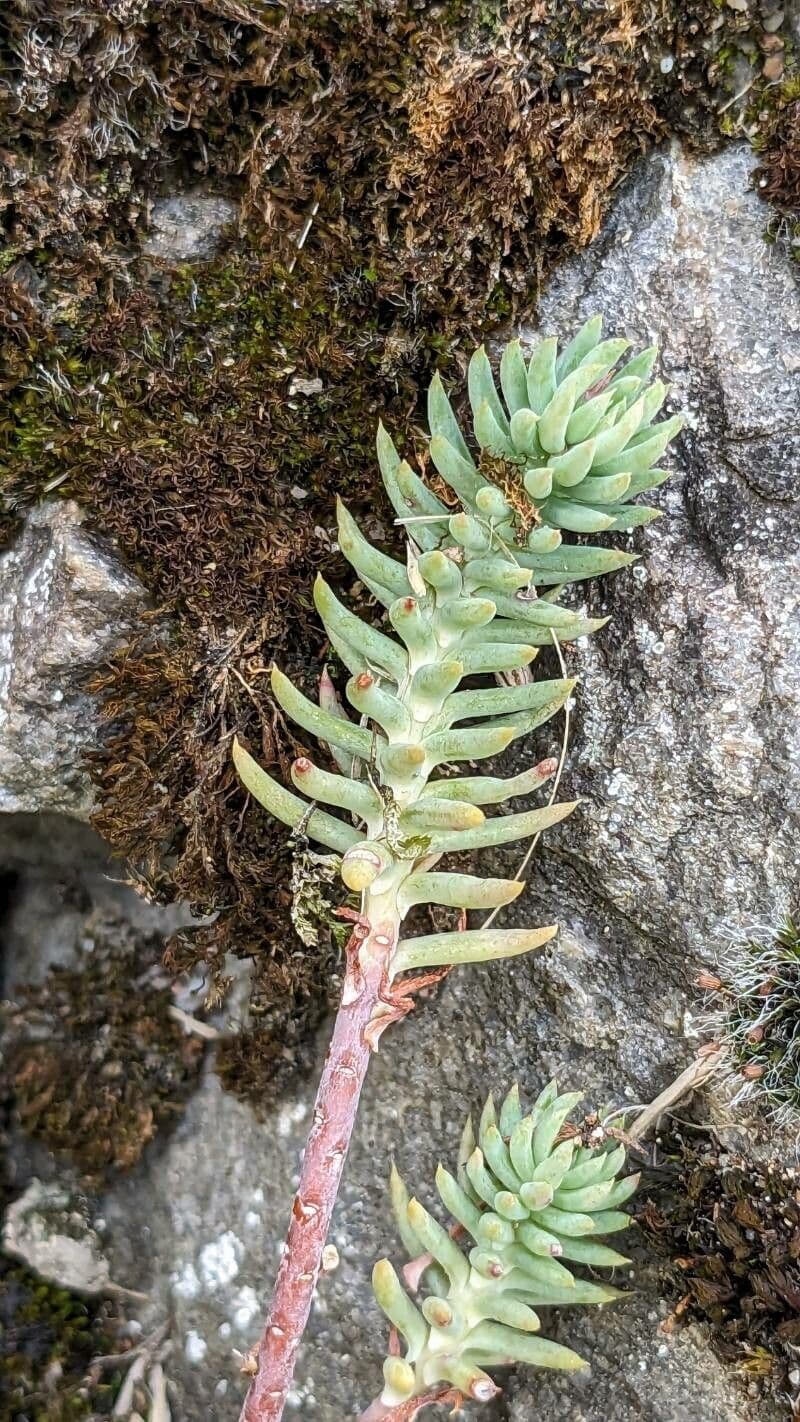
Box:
239;919;394;1422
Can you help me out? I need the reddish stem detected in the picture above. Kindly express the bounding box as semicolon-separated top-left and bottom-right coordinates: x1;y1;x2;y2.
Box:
358;1387;464;1420
239;919;395;1422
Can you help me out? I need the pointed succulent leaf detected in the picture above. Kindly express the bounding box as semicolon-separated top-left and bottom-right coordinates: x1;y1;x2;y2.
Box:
555;313;603;378
458;642;537;675
505;1244;576;1289
540;497;615;533
406;1199;470;1289
508;1116;535;1183
232;739;360;853
435;1164;483;1238
507;1277;627;1307
392;925;557;975
570;472;632;504
523;465;553;500
482;1297;540;1333
419;760;556;805
346;673;410;739
468;1322;588;1372
526;336;558;413
444;676;575;724
612;345;657;385
467;1148;502;1208
318;664;359;775
564;388;615;444
556;1237;631;1267
424;723;516;767
390;1164;427;1260
336;499;410;600
500;339;529;415
398;871;523;913
538;364;605;455
499;1083;523;1137
494;1191;528;1222
533;1092;584;1164
468;345;510;436
428;371;472;461
475;399;515;455
400;799;485;832
421;801;576;853
372;1260;427;1359
480;1125;521;1192
290;757;379;821
529;1204;596;1237
314;577;407;682
592;414;684;476
605;504;663;530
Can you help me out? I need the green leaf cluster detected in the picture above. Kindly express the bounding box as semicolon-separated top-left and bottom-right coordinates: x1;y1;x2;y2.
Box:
233;318;681;982
373;1082;638;1407
233;511;574;975
381;313;681;578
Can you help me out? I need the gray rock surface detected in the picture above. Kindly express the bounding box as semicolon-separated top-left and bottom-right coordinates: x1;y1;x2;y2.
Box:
0;501;145;817
3;1178;114;1296
143;192;238;261
2;141;798;1422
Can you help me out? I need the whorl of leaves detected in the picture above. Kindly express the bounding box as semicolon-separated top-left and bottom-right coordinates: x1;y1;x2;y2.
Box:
371;1082;636;1408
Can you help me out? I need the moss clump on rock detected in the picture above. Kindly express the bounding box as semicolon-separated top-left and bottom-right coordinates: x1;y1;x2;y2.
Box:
0;1252;124;1421
641;1128;800;1403
3;916;203;1177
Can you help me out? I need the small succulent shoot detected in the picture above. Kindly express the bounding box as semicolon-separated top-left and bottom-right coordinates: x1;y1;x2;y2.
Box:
233;566;578;992
698;916;800;1125
378;315;682;622
368;1082;637;1412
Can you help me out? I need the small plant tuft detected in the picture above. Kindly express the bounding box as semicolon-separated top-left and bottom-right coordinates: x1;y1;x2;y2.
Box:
698;916;800;1124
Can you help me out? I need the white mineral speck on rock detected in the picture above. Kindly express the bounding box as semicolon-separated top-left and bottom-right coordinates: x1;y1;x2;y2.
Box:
171;1261;201;1300
232;1285;260;1330
277;1100;309;1138
185;1331;208;1364
199;1231;243;1290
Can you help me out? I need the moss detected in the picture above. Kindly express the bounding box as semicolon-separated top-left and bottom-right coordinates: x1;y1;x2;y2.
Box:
697;917;800;1123
0;1252;124;1420
3;915;204;1178
0;0;797;1106
640;1126;800;1404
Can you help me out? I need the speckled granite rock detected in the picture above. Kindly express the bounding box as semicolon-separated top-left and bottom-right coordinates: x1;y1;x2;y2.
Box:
528;139;800;960
0;501;144;817
3;144;795;1422
81;141;796;1422
143;191;238;261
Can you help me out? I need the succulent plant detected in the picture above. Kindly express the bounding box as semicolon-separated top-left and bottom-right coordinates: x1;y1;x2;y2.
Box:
699;916;800;1125
370;1081;637;1412
232;317;680;1422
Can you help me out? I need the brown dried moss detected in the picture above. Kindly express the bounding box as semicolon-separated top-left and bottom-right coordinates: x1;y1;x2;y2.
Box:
641;1127;800;1404
3;915;204;1178
1;0;796;1111
752;79;800;257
